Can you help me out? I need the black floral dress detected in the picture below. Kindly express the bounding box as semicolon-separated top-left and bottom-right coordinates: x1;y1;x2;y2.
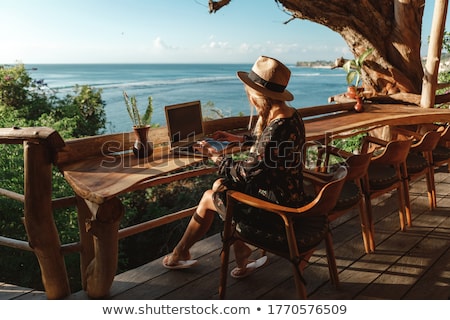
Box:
213;109;306;217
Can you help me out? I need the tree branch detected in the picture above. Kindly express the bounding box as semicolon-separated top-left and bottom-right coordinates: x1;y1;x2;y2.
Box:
208;0;232;13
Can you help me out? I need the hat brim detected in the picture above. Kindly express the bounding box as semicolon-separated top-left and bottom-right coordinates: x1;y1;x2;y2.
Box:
237;71;294;101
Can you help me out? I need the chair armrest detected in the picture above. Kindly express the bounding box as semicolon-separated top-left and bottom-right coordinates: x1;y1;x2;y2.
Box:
303;170;333;195
361;135;388;154
226;190;309;217
311;145;353;172
391;126;424;140
303;169;334;183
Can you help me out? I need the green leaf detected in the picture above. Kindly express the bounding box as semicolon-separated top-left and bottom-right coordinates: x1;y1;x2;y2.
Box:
346;71;357;86
122;90;153;127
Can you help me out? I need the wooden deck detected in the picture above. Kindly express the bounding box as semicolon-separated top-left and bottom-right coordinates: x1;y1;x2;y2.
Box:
3;169;450;300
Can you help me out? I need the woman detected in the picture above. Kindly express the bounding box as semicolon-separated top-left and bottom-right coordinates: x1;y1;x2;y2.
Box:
163;56;306;278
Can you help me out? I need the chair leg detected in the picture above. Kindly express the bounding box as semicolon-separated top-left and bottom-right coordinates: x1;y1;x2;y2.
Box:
398;173;413;229
324;231;340;288
292;264;308;299
364;194;376;252
219;209;235;299
428;166;437;209
219;243;230;299
358;197;374;253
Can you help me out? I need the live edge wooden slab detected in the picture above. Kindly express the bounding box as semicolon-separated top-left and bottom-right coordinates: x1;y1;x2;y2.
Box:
303;103;450;141
60;148;207;204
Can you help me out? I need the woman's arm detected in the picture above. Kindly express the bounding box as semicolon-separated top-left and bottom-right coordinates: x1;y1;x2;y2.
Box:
212;130;246;143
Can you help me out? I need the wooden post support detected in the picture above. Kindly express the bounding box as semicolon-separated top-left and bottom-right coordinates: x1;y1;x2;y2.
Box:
75;196;95;291
23;139;70;299
83;197;124;299
421;0;449;108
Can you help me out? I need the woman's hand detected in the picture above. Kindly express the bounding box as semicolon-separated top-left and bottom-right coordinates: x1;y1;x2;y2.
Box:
192;141;223;165
193;140;217;156
213;130;243;142
210;154;223;165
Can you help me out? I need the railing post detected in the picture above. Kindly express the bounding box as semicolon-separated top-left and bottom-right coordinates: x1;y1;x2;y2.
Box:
23;138;70;299
421;0;448;108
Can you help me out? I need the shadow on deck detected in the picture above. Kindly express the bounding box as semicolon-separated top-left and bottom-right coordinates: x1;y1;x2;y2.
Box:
3;170;450;300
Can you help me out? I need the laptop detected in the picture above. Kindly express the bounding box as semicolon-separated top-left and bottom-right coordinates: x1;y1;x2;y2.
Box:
164;100;232;156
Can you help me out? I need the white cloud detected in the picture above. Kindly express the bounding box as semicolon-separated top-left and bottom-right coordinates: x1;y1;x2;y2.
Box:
152;37;179;51
205;41;230;49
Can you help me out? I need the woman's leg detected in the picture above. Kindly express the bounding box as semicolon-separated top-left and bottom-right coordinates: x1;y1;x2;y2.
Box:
233;240;252;269
164;189;217;266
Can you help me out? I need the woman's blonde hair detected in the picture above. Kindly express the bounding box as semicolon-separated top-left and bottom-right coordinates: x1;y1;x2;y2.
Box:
246;86;279;137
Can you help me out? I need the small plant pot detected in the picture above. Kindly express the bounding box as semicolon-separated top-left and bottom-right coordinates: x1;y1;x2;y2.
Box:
346;86;364;99
354;96;364;113
346;86;357;99
132;125;153;158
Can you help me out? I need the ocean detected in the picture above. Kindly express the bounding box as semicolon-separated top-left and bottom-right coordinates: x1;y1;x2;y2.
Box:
28;63;348;133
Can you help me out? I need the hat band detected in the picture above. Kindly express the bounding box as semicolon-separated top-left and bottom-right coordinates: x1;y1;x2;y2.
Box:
248;71;286;93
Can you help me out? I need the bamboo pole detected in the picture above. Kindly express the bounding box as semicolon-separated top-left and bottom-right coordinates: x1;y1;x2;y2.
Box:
421;0;449;108
23;140;70;299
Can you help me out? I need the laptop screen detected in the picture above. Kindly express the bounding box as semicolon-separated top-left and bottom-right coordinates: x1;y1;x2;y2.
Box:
165;100;204;148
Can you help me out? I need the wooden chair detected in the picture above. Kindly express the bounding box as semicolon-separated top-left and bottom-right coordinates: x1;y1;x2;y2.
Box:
432;125;450;172
361;137;412;236
313;146;375;254
218;166;347;299
417;123;450;172
391;126;441;210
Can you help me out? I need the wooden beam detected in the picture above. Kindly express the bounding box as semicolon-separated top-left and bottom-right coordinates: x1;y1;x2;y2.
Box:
23;140;70;299
421;0;449;108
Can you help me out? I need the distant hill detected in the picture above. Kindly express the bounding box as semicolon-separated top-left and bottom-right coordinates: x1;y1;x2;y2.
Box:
439;53;450;72
295;60;333;68
422;53;450;72
297;54;450;71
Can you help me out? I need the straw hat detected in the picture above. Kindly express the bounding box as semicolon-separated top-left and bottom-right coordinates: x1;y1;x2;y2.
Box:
237;56;294;101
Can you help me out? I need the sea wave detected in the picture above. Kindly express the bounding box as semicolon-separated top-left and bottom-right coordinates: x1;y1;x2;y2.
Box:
292;72;345;78
292;72;321;77
50;75;236;91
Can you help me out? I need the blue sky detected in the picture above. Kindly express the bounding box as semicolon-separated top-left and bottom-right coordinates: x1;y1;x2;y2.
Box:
1;0;448;64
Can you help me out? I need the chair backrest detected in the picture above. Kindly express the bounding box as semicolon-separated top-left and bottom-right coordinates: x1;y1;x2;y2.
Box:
438;125;450;147
421;124;450;147
370;139;412;166
344;151;373;181
411;130;441;153
300;166;347;218
227;166;347;221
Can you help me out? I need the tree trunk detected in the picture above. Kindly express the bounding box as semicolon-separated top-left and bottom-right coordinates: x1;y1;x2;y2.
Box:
209;0;429;95
277;0;426;94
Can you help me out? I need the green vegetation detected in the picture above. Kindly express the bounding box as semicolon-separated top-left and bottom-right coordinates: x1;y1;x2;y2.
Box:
343;48;373;88
0;63;108;290
437;30;450;108
123;90;153;127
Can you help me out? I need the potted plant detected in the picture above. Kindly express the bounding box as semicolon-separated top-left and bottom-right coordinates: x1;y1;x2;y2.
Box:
123;91;154;157
343;47;373;112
